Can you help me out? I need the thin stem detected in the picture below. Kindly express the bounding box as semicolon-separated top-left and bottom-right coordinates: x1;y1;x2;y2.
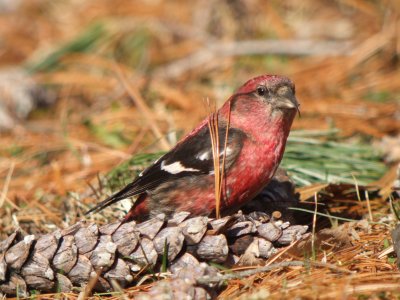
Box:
219;101;231;211
196;260;352;285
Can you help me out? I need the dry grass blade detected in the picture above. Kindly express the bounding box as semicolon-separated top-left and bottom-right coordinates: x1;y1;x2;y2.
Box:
296;183;329;201
77;268;102;300
264;239;302;267
196;260;353;285
206;98;231;219
207;100;221;219
365;190;373;222
110;280;129;300
219;100;232;211
113;64;171;151
0;161;14;209
311;192;318;259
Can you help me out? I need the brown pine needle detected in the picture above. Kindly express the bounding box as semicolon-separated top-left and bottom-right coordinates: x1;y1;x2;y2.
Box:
312;192;318;259
205;96;229;219
219;100;232;208
0;162;15;209
113;63;171;151
214;111;221;219
78;268;102;300
196;260;353;285
365;190;373;222
207;111;221;219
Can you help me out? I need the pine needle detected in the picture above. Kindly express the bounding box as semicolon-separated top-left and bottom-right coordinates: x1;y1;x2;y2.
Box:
207;99;222;219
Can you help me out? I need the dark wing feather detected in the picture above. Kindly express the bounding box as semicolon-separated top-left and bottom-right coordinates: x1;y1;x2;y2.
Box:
86;125;246;214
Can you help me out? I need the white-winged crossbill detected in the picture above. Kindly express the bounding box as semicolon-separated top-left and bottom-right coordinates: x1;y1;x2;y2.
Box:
87;74;299;221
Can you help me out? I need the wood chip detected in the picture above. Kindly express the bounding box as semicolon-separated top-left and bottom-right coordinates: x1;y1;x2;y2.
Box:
130;238;157;266
90;235;116;271
278;225;308;245
0;273;27;297
136;213;165;239
68;254;93;285
56;273;73;293
238;238;262;266
272;211;282;220
104;258;132;285
0;231;18;253
153;227;184;261
229;235;254;255
226;221;255;237
179;216;208;245
34;231;61;260
99;221;121;235
61;221;84;236
247;211;270;223
95;275;112;292
53;235;78;273
21;252;54;291
170;253;200;274
167;211;192;226
209;216;235;234
194;235;228;263
258;238;275;258
257;223;282;242
112;221;138;256
74;223;99;254
5;235;35;270
0;253;6;281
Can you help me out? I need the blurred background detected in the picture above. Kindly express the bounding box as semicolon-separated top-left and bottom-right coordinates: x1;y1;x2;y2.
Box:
0;0;399;233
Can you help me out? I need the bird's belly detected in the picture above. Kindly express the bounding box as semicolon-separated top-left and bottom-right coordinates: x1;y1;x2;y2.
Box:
224;142;283;207
147;175;217;217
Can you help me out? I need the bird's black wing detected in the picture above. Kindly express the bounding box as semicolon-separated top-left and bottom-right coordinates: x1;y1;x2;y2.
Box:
86;125;247;214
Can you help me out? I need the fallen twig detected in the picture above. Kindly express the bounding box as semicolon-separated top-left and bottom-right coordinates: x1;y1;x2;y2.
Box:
154;39;353;79
196;260;353;285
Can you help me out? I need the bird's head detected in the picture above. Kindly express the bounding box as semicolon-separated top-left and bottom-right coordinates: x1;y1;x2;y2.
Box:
226;74;300;118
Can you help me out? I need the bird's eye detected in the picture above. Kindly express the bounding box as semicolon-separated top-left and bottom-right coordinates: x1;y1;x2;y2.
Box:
256;86;267;96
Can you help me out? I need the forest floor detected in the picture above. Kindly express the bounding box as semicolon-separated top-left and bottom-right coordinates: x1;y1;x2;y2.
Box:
0;0;400;298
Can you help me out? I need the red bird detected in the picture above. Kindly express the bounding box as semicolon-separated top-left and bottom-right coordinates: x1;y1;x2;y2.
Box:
87;75;299;221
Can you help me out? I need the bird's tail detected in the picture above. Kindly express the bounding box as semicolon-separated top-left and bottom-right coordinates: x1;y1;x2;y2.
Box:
85;195;123;215
85;183;138;215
